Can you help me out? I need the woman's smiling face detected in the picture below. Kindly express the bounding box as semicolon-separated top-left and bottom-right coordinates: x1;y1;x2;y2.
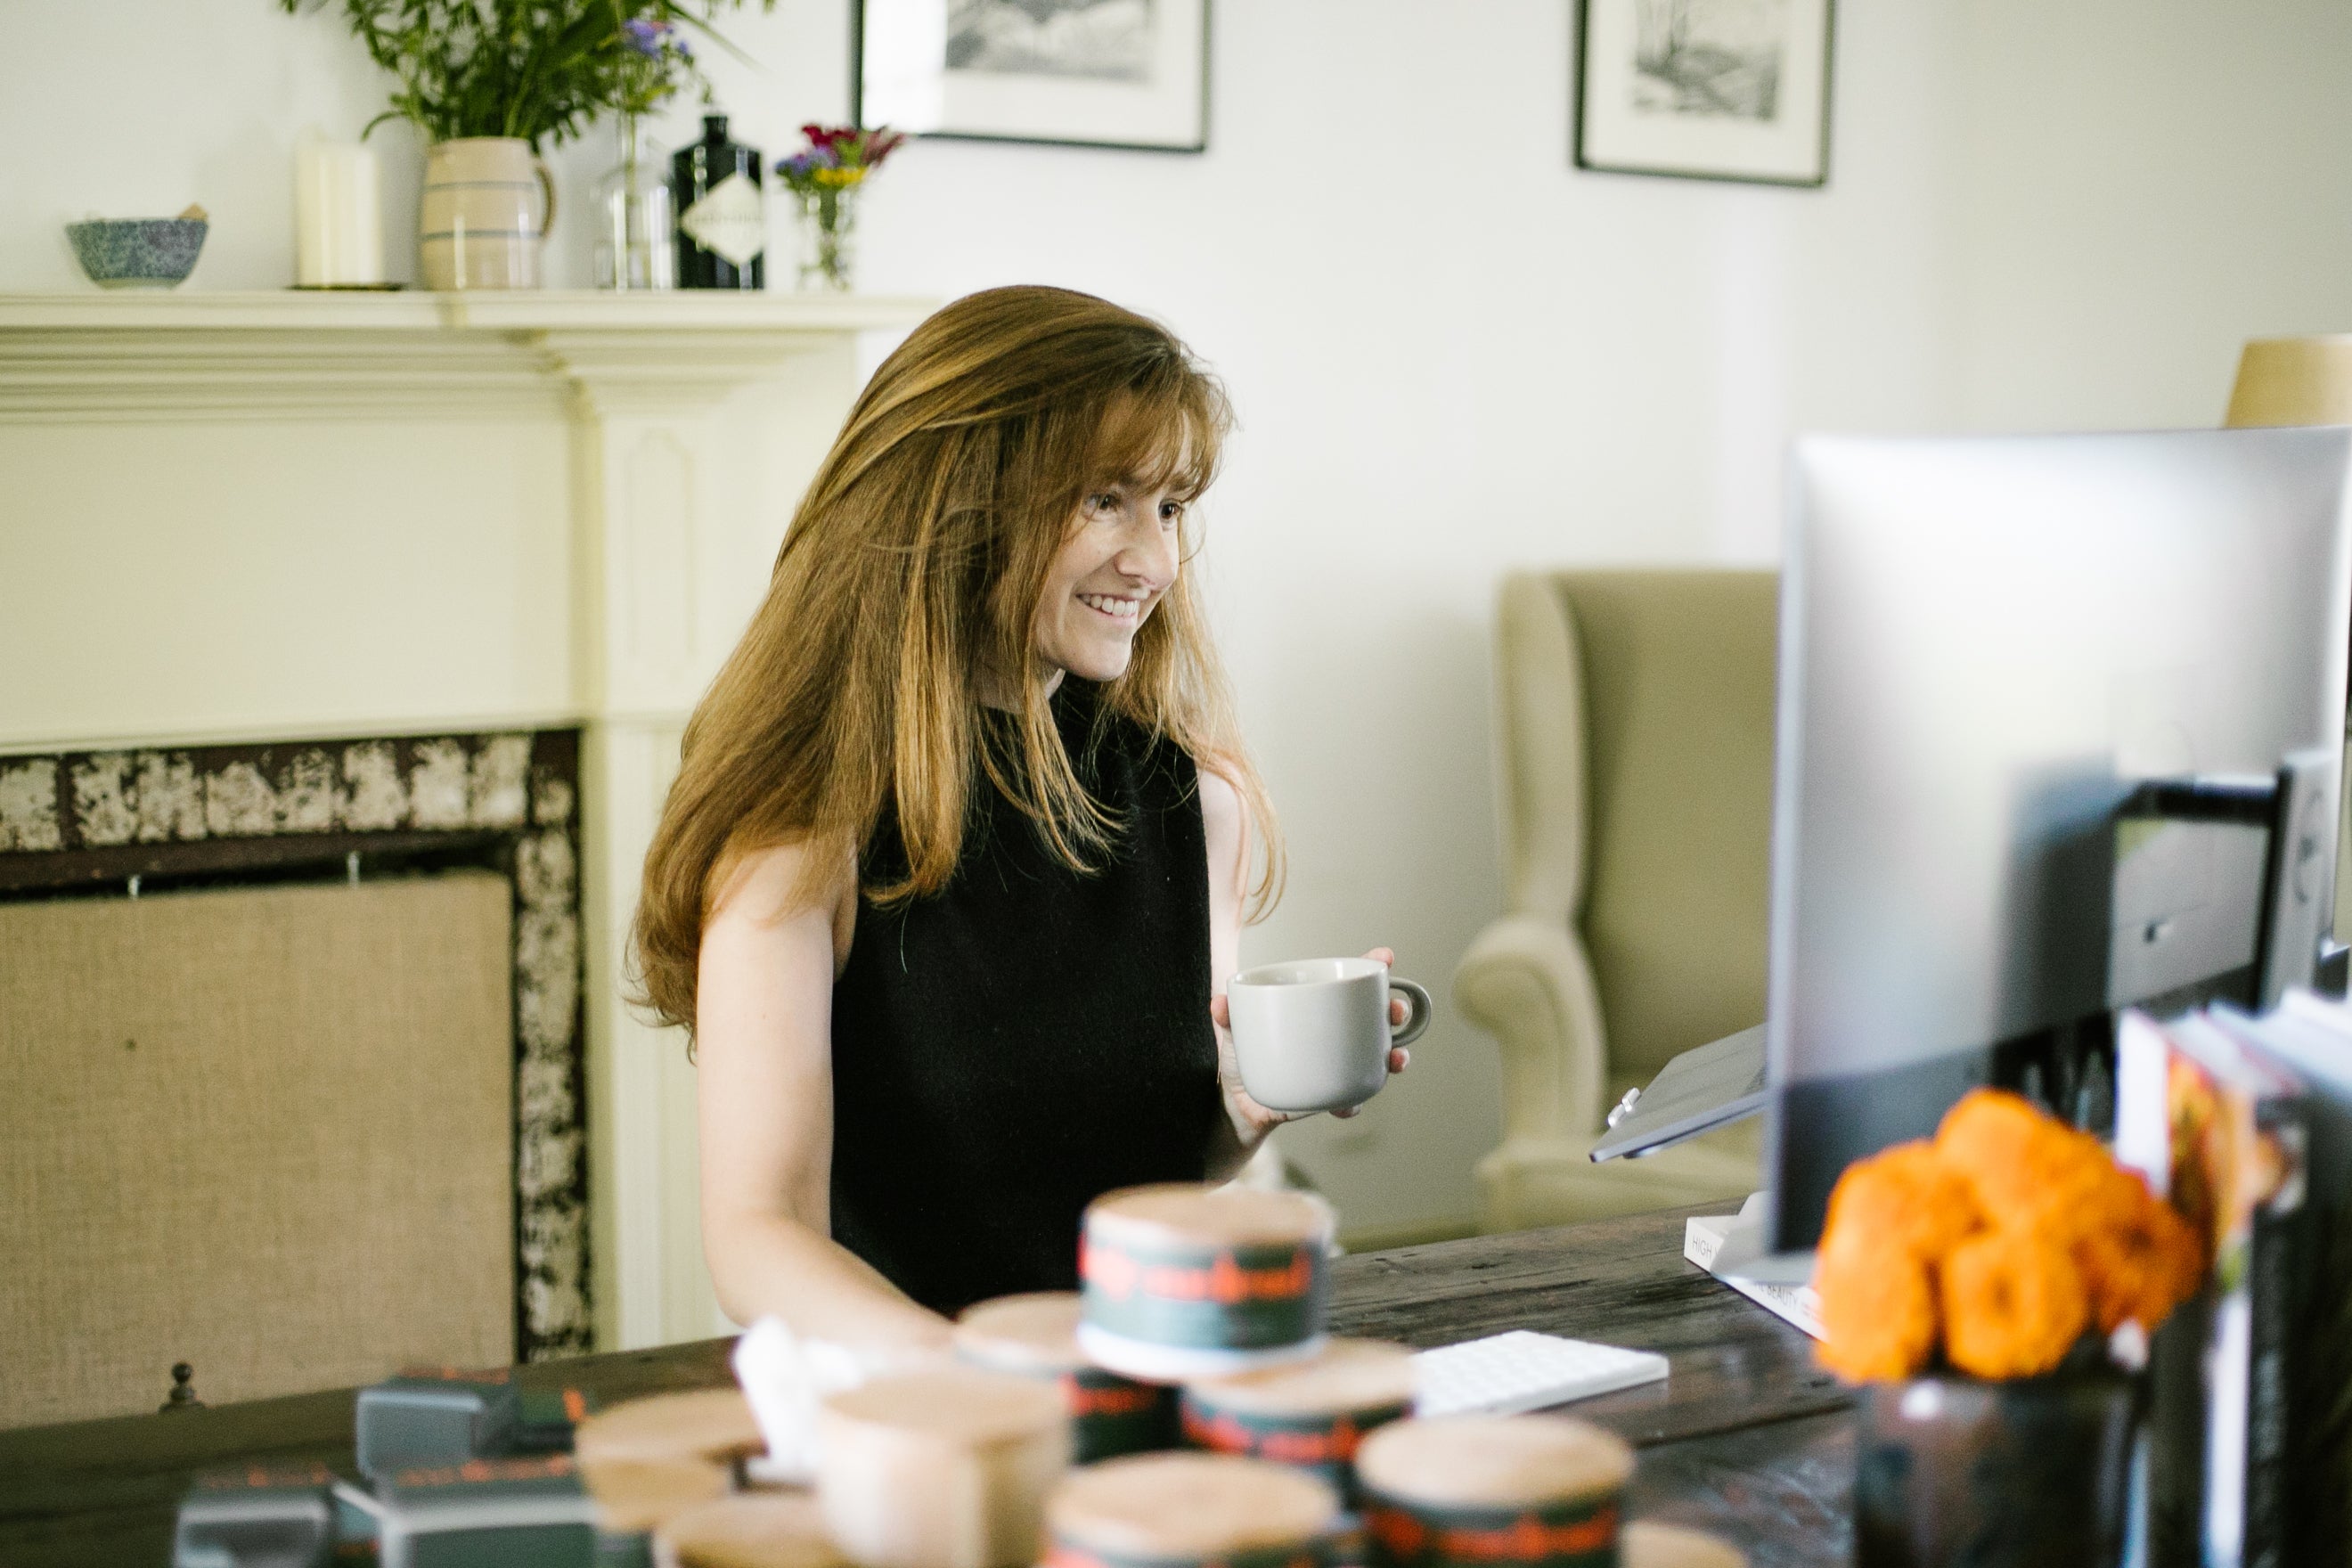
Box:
1030;478;1188;687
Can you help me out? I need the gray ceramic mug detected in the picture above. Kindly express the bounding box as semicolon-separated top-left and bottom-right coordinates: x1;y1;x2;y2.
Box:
1226;957;1433;1114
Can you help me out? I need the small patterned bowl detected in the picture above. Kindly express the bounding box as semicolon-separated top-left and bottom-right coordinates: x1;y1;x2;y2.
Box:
66;217;208;290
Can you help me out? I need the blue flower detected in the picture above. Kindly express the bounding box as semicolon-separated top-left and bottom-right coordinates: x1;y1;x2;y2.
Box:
622;17;673;57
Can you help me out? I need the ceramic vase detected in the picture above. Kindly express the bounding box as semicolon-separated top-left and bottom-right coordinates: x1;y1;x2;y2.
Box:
1855;1366;2138;1568
420;137;554;290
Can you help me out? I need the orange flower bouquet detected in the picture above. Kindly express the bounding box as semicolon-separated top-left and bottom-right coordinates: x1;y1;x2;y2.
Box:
1815;1089;2206;1384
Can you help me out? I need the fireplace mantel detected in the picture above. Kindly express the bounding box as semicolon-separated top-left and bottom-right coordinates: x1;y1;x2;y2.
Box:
0;290;933;421
0;288;935;1356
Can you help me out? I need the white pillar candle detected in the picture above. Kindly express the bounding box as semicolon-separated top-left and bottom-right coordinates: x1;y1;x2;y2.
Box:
295;137;384;287
816;1368;1069;1568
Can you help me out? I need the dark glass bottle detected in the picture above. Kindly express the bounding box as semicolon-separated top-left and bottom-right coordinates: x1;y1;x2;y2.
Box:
672;113;765;290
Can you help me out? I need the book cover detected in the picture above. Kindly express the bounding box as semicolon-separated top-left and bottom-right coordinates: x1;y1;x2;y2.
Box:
2116;1009;2308;1568
2211;995;2352;1568
176;1464;337;1568
376;1455;594;1568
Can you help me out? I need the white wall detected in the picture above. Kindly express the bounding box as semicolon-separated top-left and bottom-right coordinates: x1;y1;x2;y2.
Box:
8;2;2346;1245
1950;0;2352;434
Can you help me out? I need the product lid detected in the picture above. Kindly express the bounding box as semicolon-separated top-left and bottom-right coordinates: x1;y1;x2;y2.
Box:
576;1388;766;1468
1048;1453;1336;1558
656;1491;849;1568
1086;1185;1332;1250
582;1456;731;1537
703;115;730;140
1354;1416;1633;1508
819;1366;1067;1447
954;1293;1087;1377
1183;1338;1415;1417
1621;1521;1746;1568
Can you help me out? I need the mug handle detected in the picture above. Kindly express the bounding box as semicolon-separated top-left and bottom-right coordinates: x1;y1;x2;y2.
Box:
533;157;559;240
1387;977;1433;1048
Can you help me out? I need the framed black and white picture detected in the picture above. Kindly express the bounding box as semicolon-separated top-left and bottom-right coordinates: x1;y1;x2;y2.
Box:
1575;0;1834;186
854;0;1210;153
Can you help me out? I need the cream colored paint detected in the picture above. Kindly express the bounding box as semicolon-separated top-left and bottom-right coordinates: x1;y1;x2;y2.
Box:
0;417;574;751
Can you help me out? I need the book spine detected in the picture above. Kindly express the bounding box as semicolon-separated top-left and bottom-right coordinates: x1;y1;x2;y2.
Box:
2288;1100;2352;1568
2237;1099;2306;1568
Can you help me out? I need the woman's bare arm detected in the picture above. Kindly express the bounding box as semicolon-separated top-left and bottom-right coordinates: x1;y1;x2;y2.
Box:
1198;767;1413;1182
1200;767;1262;1181
695;843;951;1357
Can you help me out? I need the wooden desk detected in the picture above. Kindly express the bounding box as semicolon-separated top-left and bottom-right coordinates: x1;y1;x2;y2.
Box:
0;1205;1853;1568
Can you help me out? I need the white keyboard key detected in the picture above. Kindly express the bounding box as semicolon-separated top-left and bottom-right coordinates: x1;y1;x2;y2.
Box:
1411;1329;1669;1417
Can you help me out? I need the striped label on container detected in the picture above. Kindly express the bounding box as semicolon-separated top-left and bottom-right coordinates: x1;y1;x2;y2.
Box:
1360;1490;1621;1568
1080;1233;1325;1351
1065;1367;1180;1463
1180;1399;1412;1501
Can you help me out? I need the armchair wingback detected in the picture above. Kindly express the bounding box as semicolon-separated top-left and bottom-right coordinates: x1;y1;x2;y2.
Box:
1458;570;1777;1230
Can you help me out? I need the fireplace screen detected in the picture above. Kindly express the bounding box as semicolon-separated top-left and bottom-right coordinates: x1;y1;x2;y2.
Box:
0;729;590;1427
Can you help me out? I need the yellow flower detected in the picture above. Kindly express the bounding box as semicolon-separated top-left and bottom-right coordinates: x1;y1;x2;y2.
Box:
813;167;866;190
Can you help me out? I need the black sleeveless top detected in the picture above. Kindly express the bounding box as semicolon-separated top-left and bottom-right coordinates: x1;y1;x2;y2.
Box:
829;683;1222;1315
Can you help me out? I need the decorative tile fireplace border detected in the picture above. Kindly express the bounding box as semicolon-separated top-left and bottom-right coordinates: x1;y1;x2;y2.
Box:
0;730;592;1361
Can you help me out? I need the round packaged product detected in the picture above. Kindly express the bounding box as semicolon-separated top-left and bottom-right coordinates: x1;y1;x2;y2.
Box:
817;1365;1070;1568
576;1388;767;1471
957;1292;1179;1463
1079;1184;1332;1381
584;1458;731;1568
655;1491;850;1568
1180;1338;1416;1503
1621;1522;1745;1568
1045;1451;1339;1568
1354;1416;1633;1568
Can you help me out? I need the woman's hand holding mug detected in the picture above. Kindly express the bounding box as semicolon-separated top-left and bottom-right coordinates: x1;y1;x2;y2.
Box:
1209;946;1429;1143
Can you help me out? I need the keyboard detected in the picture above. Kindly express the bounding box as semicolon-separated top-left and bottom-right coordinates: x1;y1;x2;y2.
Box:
1411;1329;1669;1417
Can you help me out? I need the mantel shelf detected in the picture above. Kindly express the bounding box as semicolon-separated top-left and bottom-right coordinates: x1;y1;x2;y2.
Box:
0;290;936;421
0;289;936;333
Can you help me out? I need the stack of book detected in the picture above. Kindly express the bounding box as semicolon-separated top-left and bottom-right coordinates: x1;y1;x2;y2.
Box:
176;1372;592;1567
2117;992;2352;1568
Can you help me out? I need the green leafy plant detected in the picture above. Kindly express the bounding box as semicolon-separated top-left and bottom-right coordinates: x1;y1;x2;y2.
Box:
278;0;772;148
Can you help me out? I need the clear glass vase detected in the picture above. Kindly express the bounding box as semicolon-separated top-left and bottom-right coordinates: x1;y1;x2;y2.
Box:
593;118;675;290
790;184;858;292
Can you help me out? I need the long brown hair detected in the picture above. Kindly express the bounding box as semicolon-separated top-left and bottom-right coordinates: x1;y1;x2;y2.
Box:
632;285;1283;1034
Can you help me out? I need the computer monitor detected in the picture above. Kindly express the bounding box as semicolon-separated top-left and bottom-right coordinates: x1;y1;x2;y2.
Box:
1762;428;2352;1255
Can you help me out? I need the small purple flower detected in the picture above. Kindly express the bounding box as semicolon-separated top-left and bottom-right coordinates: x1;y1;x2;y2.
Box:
622;17;673;57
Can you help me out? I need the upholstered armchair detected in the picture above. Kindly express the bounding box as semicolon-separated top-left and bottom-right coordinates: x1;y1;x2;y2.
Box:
1458;570;1778;1231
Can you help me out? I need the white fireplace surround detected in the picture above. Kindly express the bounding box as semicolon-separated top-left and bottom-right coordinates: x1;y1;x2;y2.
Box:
0;290;934;1353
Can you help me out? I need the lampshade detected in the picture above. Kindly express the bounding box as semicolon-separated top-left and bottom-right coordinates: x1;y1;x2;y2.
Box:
2224;335;2352;428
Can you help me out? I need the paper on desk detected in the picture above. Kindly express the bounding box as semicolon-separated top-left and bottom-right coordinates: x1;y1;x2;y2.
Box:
730;1318;874;1484
1686;1206;1825;1342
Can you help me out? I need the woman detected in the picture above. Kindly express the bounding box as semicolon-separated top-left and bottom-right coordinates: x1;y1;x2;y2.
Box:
632;286;1407;1360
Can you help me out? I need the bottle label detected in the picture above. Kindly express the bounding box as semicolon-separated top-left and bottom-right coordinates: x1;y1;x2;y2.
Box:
681;172;765;267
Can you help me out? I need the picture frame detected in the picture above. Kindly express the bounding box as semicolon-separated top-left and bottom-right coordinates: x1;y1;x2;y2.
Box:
853;0;1211;154
1574;0;1834;187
